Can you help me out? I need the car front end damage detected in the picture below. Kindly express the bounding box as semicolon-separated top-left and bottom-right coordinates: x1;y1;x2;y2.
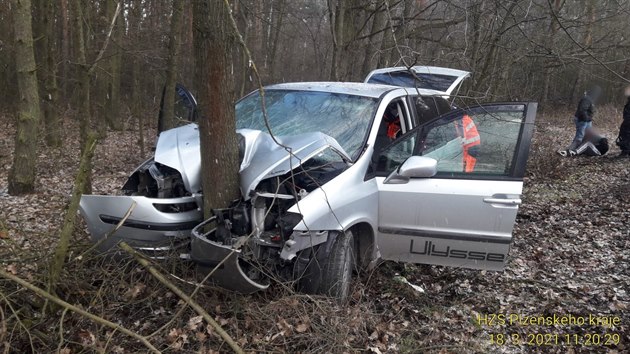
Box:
79;124;351;292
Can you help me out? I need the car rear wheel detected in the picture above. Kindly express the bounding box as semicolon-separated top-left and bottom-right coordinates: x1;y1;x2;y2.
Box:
318;230;355;301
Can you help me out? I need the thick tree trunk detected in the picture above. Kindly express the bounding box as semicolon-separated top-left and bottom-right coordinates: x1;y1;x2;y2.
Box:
8;0;42;195
193;0;241;214
161;0;185;131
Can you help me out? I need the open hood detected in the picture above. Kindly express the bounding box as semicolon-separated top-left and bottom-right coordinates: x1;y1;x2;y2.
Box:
154;124;350;200
364;66;470;96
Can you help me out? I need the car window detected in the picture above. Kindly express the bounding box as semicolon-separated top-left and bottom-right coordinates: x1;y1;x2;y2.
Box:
373;105;527;178
413;96;452;125
420;108;525;176
372;98;412;154
367;72;459;92
373;130;417;174
236;90;378;161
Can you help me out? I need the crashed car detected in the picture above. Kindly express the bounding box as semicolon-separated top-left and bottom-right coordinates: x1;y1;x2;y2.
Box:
80;77;536;299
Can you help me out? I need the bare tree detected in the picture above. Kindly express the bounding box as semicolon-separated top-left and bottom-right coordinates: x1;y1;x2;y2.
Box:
8;0;41;195
160;0;185;132
33;0;61;147
193;0;241;214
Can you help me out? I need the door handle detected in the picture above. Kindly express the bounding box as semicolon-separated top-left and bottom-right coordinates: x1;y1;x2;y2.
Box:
483;197;522;205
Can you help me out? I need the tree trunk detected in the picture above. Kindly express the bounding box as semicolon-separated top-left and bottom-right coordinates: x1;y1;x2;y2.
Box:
161;0;185;131
574;0;595;102
48;134;96;297
329;0;345;80
267;0;286;80
360;1;386;76
130;0;145;156
93;0;111;137
193;0;241;215
35;0;62;147
8;0;42;195
59;0;69;98
108;0;124;131
71;0;93;194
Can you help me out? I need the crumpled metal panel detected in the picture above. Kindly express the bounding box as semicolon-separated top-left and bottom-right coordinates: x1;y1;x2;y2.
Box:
190;217;269;293
237;129;350;200
154;124;202;193
153;124;349;199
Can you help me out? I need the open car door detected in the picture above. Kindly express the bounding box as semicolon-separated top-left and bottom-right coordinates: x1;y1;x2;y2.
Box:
158;83;198;133
373;103;536;270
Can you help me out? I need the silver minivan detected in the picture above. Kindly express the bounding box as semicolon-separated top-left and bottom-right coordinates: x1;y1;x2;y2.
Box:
80;69;536;300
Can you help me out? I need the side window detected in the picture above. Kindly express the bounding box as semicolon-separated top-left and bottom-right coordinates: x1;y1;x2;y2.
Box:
374;130;417;174
420;107;525;176
413;96;452;126
373;99;411;156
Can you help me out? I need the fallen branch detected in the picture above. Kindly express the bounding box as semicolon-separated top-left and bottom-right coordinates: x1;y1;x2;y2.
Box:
0;269;160;353
118;242;244;354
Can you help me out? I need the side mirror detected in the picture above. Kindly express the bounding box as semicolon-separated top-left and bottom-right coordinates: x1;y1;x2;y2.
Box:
384;156;437;184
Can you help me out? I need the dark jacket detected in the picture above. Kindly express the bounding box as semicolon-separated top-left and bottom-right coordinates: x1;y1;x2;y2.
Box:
575;96;595;122
616;98;630;151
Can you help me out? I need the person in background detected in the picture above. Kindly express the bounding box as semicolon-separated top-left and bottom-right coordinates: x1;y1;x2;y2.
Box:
373;103;402;155
573;127;609;156
561;86;602;155
455;114;480;172
615;85;630;157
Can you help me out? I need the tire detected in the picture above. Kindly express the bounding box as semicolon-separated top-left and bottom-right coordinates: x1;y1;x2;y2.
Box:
318;230;355;301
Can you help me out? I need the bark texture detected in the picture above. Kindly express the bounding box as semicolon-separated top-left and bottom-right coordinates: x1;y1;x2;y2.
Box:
161;0;185;131
8;0;41;195
193;0;241;214
71;0;93;194
108;0;124;131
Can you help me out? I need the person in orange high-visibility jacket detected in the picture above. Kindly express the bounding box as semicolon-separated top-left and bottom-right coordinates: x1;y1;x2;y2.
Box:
455;115;481;172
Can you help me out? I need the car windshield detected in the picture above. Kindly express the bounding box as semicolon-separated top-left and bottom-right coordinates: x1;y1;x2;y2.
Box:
236;89;378;160
368;72;458;92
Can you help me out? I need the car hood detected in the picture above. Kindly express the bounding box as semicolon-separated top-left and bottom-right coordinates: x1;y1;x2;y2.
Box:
154;124;350;200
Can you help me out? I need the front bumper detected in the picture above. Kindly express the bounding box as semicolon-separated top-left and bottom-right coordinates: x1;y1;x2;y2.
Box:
79;195;203;254
190;217;269;293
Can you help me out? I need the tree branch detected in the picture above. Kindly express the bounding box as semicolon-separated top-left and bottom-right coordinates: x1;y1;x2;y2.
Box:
547;0;629;84
0;269;160;353
118;242;244;354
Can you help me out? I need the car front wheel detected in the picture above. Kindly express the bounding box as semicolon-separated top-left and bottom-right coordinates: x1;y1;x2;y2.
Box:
318;229;355;301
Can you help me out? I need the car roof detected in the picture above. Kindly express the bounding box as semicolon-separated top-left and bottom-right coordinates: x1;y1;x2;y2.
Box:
264;82;404;98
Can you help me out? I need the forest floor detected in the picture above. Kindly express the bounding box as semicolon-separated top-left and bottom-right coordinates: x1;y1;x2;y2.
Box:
0;106;629;354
